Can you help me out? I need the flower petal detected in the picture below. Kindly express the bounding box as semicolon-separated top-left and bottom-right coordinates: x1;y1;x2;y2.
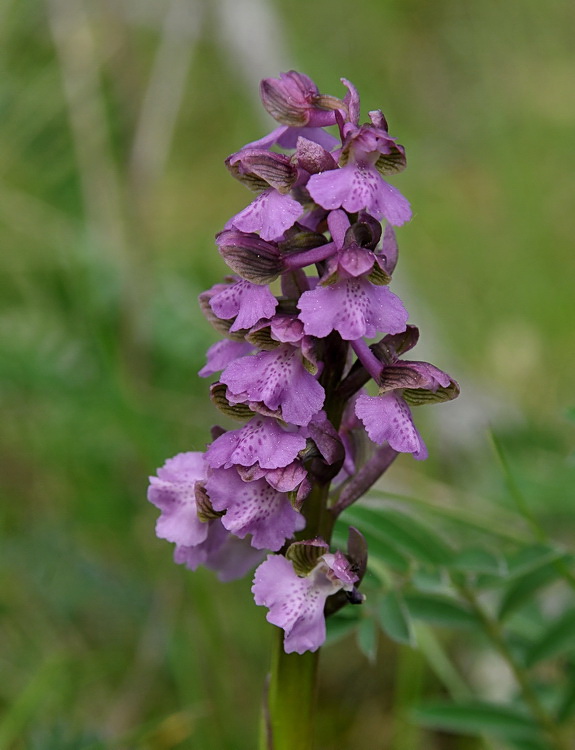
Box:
298;278;408;340
230;188;303;241
355;392;427;459
206;467;304;550
173;519;228;571
206;416;307;470
221;345;325;426
207;539;265;582
210;279;278;332
147;452;208;547
308;163;411;225
252;551;356;654
199;339;254;378
252;555;328;653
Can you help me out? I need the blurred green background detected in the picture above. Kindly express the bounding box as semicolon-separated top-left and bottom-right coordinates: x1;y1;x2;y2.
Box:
1;0;574;748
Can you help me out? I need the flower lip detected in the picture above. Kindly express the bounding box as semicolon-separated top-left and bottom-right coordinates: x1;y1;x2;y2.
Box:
252;547;359;653
220;344;325;427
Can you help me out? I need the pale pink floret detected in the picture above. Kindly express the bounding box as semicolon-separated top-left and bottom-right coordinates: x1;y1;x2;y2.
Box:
147;452;208;547
148;453;257;580
307;162;411;226
174;522;264;581
220;345;325;426
198;339;253;378
298;278;408;341
206;466;304;551
355;392;428;460
228;188;303;241
252;551;358;653
209;279;278;332
172;519;227;572
206;416;306;470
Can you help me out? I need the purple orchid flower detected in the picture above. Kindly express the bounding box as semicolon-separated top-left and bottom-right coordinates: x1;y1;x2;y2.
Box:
206;415;309;496
243;71;341;152
220;343;325;427
148;452;261;580
297;210;408;340
208;277;278;332
148;71;460;664
206;415;307;471
205;466;305;551
307;84;411;225
356;390;428;459
226;189;304;242
224;149;305;241
252;542;358;654
259;71;339;128
356;359;459;460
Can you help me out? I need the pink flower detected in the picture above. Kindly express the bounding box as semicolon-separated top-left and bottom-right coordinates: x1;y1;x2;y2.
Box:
148;452;261;580
252;545;358;653
220;344;325;426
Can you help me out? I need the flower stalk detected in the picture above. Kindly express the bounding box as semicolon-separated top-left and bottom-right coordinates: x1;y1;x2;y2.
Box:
262;631;320;750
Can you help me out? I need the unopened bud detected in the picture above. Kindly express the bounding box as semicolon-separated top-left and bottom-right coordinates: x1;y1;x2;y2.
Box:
260;71;339;127
216;230;285;285
226;149;298;194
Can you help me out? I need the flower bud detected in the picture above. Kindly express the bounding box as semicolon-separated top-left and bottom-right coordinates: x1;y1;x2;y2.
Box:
296;137;337;175
198;286;249;340
216;230;285;285
260;71;340;127
209;383;255;421
226;149;298;194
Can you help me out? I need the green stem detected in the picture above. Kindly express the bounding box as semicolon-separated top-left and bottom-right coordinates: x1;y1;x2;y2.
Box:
260;629;320;750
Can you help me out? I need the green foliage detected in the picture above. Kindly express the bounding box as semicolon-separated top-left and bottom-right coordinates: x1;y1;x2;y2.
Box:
333;486;575;748
412;701;540;740
525;609;575;668
378;591;415;646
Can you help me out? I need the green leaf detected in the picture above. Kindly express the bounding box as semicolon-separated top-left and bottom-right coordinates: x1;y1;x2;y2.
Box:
412;701;540;739
509;740;550;750
525;609;575;667
357;617;378;664
325;610;360;646
450;547;505;576
499;560;567;620
411;568;449;593
378;591;416;646
404;593;479;629
506;544;567;579
342;505;453;566
369;488;533;544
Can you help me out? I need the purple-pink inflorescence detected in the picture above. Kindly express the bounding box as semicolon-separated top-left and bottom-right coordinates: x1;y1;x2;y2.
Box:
147;72;459;654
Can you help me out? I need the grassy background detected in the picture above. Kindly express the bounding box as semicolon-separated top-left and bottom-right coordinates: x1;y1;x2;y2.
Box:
1;0;574;748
